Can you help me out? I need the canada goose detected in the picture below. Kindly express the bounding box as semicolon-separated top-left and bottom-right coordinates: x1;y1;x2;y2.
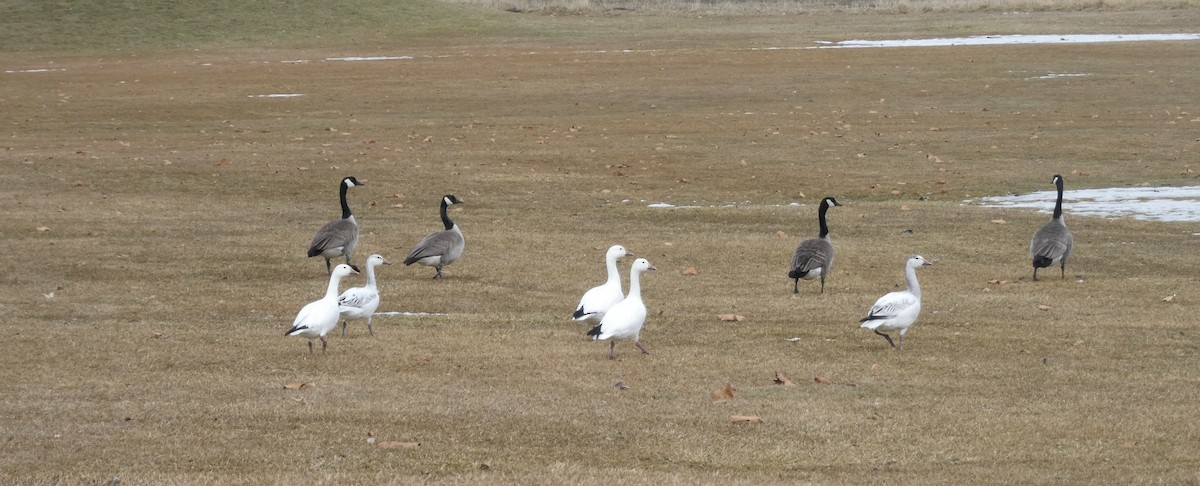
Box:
403;195;465;279
859;255;932;348
572;245;633;324
789;196;841;294
338;254;391;337
286;263;359;354
1029;174;1073;281
307;176;363;274
587;258;657;359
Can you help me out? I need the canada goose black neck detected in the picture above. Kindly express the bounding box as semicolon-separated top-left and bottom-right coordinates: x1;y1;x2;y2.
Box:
339;177;361;220
1051;175;1065;220
817;197;839;238
439;196;457;230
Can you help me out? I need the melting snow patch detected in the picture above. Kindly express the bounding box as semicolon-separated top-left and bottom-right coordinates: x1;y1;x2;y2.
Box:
973;186;1200;223
325;56;414;62
1032;73;1089;80
377;311;447;317
814;33;1200;49
647;202;677;208
5;68;66;73
249;94;305;98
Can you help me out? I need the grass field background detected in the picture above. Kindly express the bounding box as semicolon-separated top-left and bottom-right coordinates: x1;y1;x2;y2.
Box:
2;1;1199;483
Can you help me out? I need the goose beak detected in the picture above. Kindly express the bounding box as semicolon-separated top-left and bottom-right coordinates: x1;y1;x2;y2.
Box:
648;265;658;271
922;260;934;266
382;259;392;265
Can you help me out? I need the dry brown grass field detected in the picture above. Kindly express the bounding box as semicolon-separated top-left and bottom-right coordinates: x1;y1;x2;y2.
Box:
2;3;1199;484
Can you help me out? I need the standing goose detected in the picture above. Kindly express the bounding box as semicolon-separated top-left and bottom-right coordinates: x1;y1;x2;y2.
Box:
308;176;364;274
587;258;657;359
1029;174;1073;281
572;245;634;324
789;196;841;294
859;255;932;348
338;254;391;337
286;263;359;354
403;195;465;279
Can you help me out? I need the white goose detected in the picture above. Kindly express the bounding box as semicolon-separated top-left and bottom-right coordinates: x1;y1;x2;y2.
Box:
286;263;359;354
338;254;391;337
571;245;633;324
859;255;932;348
587;258;656;359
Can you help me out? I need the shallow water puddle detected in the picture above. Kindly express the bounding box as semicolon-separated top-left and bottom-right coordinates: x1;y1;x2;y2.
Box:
972;186;1200;224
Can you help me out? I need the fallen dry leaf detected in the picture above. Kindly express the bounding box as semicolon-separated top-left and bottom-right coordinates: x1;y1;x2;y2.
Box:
990;219;1007;224
1162;294;1176;302
731;415;763;424
291;398;307;405
717;314;745;322
710;383;735;401
814;376;832;384
1037;304;1052;311
773;372;794;386
377;441;421;449
987;279;1008;285
36;226;51;232
283;382;315;390
366;432;376;445
1074;340;1085;347
776;230;787;239
614;381;629;390
681;267;699;276
870;363;882;371
899;205;911;211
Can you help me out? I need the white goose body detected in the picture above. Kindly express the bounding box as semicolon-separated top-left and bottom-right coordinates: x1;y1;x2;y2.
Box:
587;258;656;359
338;254;391;337
572;245;633;324
860;255;931;348
286;264;359;354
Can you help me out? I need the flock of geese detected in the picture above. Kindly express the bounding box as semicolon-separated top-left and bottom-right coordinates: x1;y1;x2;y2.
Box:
285;174;1074;356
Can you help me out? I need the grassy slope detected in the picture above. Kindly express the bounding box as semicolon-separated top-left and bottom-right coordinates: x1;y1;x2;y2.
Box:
2;1;1199;484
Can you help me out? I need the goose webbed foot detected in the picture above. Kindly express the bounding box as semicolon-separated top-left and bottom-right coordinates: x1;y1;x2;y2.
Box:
608;341;617;360
320;336;328;353
635;341;652;355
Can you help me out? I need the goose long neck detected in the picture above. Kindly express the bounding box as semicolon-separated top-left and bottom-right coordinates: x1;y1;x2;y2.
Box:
440;200;455;230
365;264;378;289
1052;178;1065;220
339;182;352;219
904;263;921;299
817;201;831;238
604;254;621;287
324;274;343;299
627;268;643;301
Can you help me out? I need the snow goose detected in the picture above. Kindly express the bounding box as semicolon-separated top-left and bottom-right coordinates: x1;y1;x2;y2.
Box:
286;263;359;354
308;176;364;274
1029;174;1073;281
338;254;391;337
572;245;633;324
859;255;932;348
403;195;465;279
587;258;656;359
788;196;841;294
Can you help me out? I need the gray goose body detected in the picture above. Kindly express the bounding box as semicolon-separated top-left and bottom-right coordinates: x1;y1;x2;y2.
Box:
308;176;363;274
788;196;841;294
1029;175;1073;281
404;195;465;279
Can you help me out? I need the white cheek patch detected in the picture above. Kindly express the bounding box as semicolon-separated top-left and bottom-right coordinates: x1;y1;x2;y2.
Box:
444;196;452;205
346;179;357;188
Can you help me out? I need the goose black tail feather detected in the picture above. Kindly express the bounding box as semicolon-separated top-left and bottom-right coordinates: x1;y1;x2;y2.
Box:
572;307;587;320
788;269;808;279
1032;256;1054;268
586;324;603;337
